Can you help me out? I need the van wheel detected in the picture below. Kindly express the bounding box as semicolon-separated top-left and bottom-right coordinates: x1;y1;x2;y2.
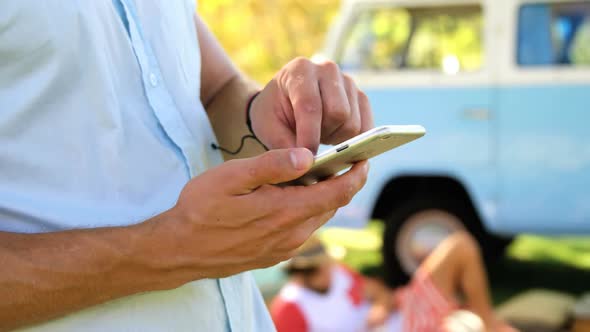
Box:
381;198;511;288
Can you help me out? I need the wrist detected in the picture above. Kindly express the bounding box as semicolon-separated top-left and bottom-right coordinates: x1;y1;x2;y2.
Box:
130;209;201;290
245;91;269;152
245;91;261;136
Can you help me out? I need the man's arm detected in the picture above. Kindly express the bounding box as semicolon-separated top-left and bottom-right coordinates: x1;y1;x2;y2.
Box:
196;15;265;160
0;213;189;331
0;148;368;331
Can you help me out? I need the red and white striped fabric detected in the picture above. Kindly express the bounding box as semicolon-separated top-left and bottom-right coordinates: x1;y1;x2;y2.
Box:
399;271;458;332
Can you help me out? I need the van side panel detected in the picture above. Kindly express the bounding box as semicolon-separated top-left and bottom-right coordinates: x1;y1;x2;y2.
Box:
329;86;498;230
496;83;590;234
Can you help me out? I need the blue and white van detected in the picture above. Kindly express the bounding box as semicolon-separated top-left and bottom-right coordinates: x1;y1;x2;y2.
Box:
317;0;590;285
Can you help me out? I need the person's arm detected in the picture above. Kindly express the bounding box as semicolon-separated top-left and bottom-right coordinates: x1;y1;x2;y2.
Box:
0;213;188;331
362;275;399;329
196;15;265;160
0;148;368;331
338;264;396;328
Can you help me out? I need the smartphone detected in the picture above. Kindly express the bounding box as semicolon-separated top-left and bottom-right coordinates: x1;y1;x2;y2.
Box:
293;125;426;185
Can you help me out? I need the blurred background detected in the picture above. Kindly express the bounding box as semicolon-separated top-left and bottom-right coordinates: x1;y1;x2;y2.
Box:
201;1;590;331
199;0;339;82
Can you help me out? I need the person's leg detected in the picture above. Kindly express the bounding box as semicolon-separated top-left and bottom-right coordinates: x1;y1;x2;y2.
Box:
416;232;505;330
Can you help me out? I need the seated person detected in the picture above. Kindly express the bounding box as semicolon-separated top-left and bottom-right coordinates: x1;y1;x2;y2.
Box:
270;232;517;332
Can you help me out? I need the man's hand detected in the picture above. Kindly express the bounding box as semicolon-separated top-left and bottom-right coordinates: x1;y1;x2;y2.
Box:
0;148;367;332
155;148;369;278
250;57;374;154
199;14;374;159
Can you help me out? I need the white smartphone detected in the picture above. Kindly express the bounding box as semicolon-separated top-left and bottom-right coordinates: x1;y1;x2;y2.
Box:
293;125;426;185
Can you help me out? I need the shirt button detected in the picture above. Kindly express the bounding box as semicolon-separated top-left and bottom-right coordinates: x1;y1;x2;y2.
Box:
149;73;158;87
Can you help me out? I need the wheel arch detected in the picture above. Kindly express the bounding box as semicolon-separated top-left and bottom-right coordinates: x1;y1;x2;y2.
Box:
370;175;485;229
375;175;512;288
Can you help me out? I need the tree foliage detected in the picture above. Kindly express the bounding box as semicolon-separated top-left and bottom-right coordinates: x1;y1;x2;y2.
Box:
198;0;340;83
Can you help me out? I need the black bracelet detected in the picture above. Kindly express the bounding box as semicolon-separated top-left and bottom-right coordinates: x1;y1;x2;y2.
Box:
245;91;261;136
211;91;269;155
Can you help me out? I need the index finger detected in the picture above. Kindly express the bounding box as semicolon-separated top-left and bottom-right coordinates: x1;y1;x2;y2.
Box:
288;74;323;154
358;91;374;133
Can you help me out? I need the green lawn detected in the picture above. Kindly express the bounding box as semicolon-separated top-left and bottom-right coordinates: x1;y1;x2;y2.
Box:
490;236;590;304
320;222;590;305
508;236;590;270
318;222;384;269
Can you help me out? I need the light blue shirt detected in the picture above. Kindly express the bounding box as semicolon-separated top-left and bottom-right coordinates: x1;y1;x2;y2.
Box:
0;1;274;331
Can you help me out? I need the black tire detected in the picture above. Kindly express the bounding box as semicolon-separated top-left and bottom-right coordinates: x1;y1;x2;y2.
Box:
381;197;512;288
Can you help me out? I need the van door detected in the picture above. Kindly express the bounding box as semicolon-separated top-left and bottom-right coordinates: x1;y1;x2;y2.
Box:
496;0;590;233
332;2;497;224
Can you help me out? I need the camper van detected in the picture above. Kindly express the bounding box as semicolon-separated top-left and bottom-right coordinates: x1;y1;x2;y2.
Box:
318;0;590;284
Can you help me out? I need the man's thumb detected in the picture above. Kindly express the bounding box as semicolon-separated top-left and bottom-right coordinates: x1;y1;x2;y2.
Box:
228;148;313;192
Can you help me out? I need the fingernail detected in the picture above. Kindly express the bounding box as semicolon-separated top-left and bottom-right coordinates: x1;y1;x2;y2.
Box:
290;148;312;170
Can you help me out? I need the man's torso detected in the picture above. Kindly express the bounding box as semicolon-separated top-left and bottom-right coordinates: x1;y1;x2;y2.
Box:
0;1;273;330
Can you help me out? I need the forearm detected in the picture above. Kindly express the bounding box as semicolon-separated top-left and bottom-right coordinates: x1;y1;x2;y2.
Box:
0;211;187;331
195;14;266;160
205;75;266;160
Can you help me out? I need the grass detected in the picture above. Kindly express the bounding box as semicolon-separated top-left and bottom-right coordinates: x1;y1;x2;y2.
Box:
490;236;590;304
318;222;384;269
508;236;590;270
319;222;590;305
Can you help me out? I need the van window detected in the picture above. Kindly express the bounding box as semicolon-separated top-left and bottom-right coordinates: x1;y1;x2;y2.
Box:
337;5;483;74
518;2;590;67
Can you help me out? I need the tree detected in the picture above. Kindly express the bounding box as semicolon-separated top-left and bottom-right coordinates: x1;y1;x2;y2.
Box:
199;0;340;83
